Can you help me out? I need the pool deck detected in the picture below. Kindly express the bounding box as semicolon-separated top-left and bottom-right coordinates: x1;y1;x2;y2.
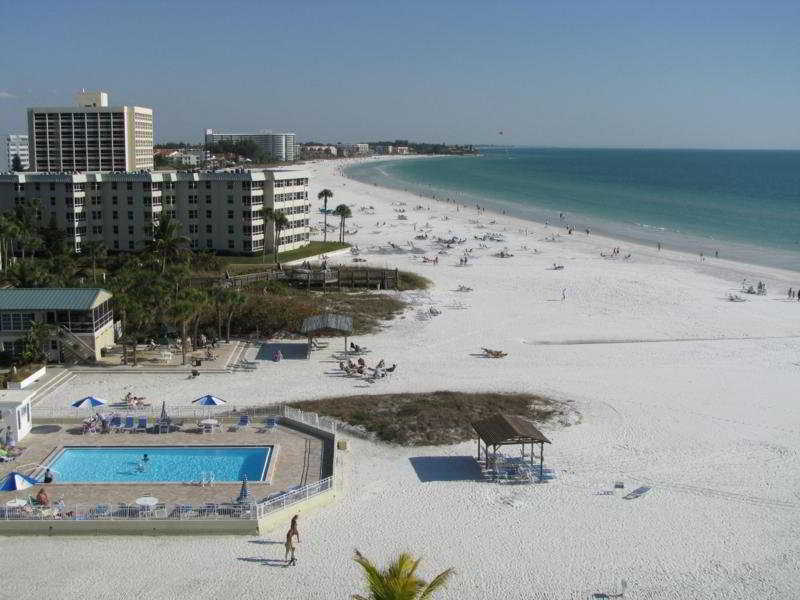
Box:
0;421;328;510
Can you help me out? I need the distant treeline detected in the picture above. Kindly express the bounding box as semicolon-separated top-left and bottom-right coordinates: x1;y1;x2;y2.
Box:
205;140;273;163
368;140;476;155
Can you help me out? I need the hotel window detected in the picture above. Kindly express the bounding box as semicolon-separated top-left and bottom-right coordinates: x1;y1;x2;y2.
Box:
190;239;199;248
128;241;134;249
0;313;35;331
205;195;212;204
227;210;234;219
126;182;133;191
128;211;134;220
113;211;118;220
49;183;55;191
206;239;213;249
205;181;211;189
128;226;134;235
188;210;198;219
112;196;118;205
127;197;133;205
188;182;198;189
113;225;119;234
228;240;235;249
227;195;234;204
227;225;234;234
205;210;212;219
143;212;151;221
205;224;212;234
111;182;117;190
188;196;198;204
227;182;233;189
50;197;55;206
114;240;119;249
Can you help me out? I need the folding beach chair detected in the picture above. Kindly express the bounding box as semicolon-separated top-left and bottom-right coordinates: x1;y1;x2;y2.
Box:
122;415;136;433
108;415;122;432
135;416;148;433
232;414;251;431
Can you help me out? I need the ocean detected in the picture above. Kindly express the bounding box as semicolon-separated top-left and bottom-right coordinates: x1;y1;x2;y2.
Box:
344;148;800;271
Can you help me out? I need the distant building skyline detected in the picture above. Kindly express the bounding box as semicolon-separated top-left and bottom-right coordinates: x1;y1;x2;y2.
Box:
6;134;29;170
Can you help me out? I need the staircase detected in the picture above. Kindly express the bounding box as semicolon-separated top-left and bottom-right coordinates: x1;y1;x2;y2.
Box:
54;326;96;364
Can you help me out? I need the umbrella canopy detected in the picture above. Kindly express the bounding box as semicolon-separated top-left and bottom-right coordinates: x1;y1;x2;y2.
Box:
236;475;249;503
72;396;106;409
192;395;226;406
0;471;40;491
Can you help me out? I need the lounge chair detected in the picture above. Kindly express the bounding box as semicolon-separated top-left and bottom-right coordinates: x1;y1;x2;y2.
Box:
158;419;171;434
135;416;148;433
89;504;111;519
197;503;218;517
232;414;251;431
172;504;194;519
109;415;123;432
122;416;136;433
258;417;277;432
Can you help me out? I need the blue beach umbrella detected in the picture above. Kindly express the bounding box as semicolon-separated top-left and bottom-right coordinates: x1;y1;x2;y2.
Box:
72;396;106;409
236;475;249;503
0;471;40;491
192;395;226;406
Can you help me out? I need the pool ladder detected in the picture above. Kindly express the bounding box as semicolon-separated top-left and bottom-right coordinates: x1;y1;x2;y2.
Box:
199;472;215;487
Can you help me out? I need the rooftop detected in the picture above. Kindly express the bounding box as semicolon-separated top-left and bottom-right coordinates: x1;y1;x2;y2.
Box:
0;288;112;311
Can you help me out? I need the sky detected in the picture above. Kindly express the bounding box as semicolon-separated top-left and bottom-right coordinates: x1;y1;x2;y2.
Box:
1;0;799;154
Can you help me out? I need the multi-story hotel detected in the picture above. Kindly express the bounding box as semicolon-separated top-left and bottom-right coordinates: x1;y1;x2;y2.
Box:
27;91;153;173
0;168;310;255
6;134;30;170
204;129;296;162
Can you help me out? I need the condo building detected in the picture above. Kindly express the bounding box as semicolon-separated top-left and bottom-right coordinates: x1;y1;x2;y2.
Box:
204;129;296;162
6;134;30;170
27;91;153;173
0;168;311;255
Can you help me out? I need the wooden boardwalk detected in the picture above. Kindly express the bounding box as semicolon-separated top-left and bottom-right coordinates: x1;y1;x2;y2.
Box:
193;268;400;291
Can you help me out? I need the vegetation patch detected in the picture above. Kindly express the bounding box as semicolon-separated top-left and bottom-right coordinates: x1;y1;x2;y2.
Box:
289;391;565;446
220;241;349;270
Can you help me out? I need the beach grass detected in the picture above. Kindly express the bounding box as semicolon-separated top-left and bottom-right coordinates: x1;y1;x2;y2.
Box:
290;391;563;445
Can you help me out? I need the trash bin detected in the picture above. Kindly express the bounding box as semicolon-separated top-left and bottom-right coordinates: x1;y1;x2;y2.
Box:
194;358;202;367
100;347;107;358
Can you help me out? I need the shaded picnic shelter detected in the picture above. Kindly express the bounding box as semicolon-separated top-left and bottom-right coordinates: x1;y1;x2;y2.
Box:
300;313;353;358
472;414;551;473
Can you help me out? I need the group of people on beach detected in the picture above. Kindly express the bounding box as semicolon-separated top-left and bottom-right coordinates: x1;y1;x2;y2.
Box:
787;288;800;301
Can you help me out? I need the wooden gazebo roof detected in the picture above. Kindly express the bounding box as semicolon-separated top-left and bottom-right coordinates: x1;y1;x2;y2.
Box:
300;313;353;334
472;414;551;446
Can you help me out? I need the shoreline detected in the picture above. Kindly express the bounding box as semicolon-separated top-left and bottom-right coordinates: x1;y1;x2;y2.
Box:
341;155;800;278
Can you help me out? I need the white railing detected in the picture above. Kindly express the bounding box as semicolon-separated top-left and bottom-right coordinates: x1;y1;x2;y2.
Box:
32;404;337;434
255;476;334;518
0;477;336;524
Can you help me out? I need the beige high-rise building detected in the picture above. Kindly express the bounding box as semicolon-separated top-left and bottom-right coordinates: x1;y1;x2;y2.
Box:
27;91;153;173
0;168;310;255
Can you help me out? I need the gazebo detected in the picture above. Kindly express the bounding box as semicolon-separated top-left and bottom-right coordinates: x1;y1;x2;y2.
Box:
300;313;354;358
472;413;551;474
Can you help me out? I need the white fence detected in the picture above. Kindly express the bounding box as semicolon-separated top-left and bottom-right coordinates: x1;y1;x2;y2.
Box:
1;476;335;523
32;404;338;435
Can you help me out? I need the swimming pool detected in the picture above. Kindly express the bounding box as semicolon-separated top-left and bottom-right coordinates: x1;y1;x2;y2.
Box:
42;446;272;483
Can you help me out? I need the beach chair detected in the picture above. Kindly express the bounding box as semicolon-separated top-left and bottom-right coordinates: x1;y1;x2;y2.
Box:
158;418;171;434
89;504;111;519
172;504;194;519
258;417;277;432
109;415;122;432
135;416;149;433
623;486;652;500
197;503;218;517
232;414;251;431
122;415;136;433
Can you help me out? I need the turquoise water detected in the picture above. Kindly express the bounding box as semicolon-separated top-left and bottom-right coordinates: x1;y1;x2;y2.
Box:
345;149;800;271
46;446;271;483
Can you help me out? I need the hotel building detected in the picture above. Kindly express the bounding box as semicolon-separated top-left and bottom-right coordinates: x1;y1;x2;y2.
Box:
6;134;30;170
0;168;311;255
27;91;153;173
204;129;296;162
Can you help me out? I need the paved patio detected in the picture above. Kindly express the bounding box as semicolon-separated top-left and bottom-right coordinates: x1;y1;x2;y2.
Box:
0;419;329;512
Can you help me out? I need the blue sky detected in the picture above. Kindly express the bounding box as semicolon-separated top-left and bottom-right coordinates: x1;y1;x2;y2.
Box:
1;0;799;150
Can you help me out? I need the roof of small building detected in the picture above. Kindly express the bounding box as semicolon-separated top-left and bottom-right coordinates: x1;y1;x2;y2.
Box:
300;313;353;334
472;414;551;446
0;288;112;311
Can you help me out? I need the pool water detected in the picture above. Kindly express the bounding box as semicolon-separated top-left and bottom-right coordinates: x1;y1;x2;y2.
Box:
44;446;272;483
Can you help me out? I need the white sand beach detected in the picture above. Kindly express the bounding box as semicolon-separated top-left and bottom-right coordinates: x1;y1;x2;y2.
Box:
6;157;800;599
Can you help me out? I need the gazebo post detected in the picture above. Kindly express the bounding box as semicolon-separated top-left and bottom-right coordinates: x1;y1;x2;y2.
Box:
477;437;480;463
540;441;544;475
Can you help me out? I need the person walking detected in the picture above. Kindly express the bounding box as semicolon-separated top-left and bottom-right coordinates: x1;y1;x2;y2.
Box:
285;515;300;566
561;288;566;301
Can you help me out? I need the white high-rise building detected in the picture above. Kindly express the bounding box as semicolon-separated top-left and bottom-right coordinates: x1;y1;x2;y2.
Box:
27;91;153;173
0;168;310;255
204;129;296;161
6;135;30;171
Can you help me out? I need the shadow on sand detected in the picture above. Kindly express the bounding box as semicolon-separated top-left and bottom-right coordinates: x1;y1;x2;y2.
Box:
237;557;288;568
409;456;482;483
257;343;308;361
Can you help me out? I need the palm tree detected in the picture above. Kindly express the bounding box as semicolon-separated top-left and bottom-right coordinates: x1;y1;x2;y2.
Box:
81;240;107;284
224;291;246;343
145;214;190;273
264;208;290;264
333;204;352;243
353;550;454;600
317;189;334;242
1;259;52;288
169;289;205;365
